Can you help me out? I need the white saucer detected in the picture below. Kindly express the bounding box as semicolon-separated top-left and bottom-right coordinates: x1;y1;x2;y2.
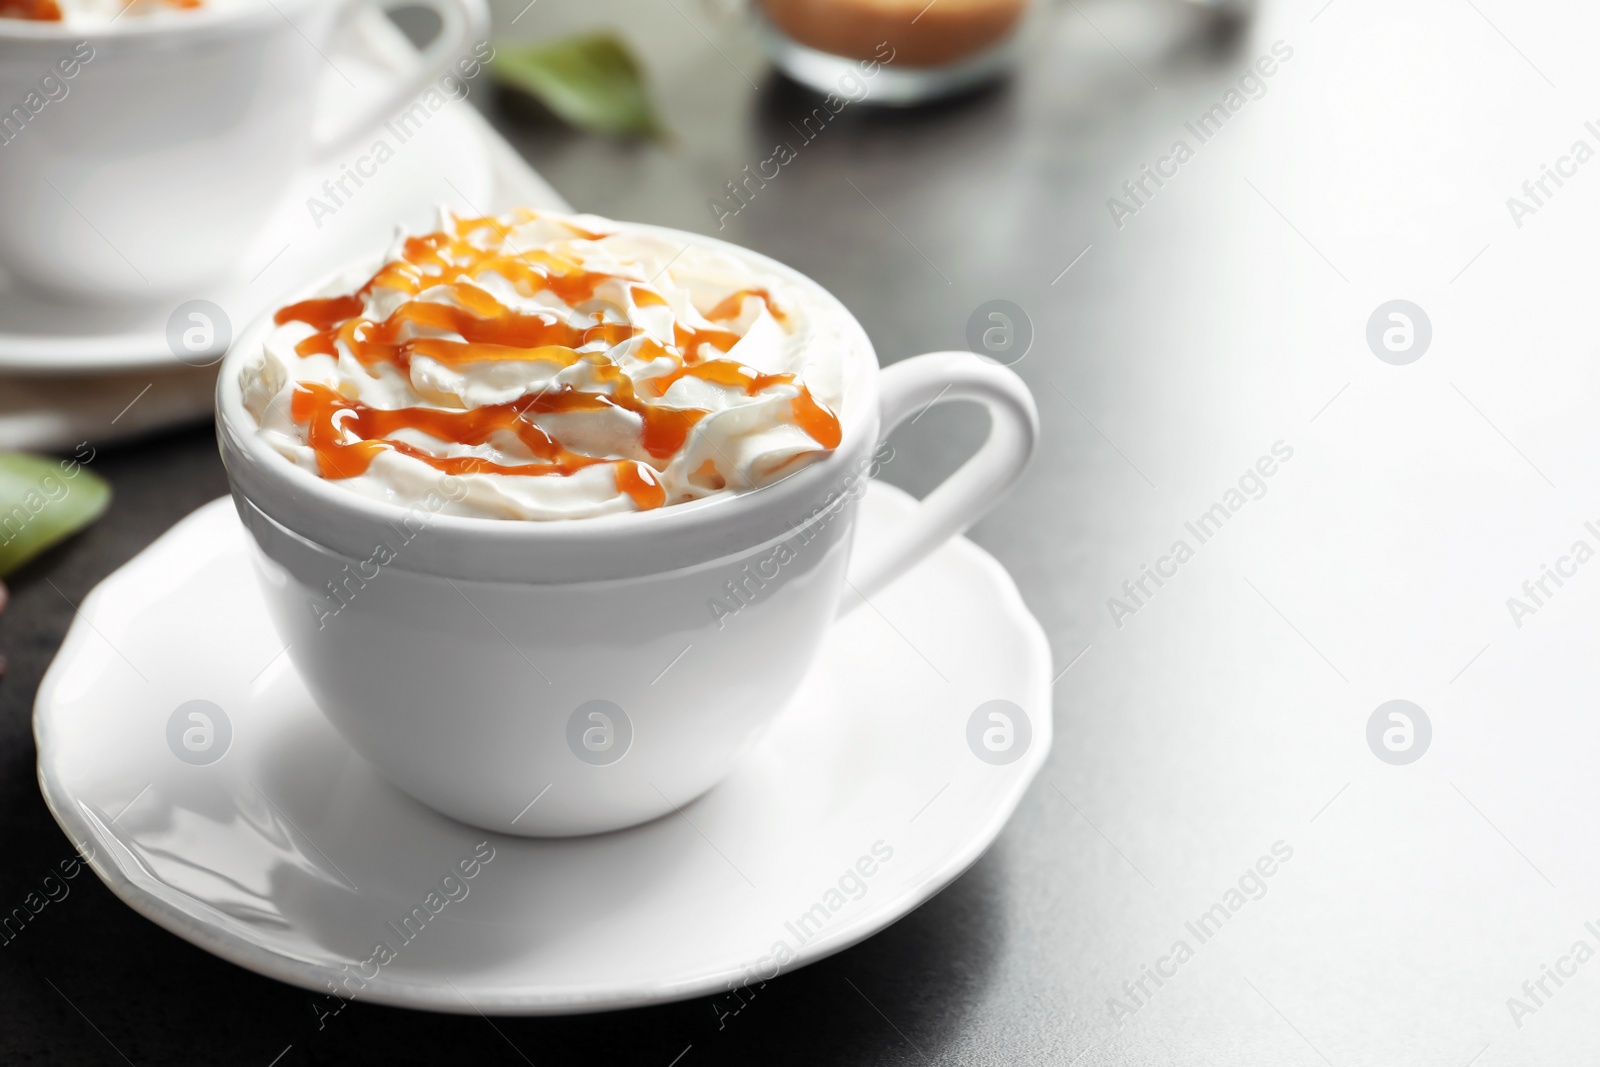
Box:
0;12;516;377
34;483;1051;1015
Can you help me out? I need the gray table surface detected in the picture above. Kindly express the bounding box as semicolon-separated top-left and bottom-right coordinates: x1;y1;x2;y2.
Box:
4;0;1597;1062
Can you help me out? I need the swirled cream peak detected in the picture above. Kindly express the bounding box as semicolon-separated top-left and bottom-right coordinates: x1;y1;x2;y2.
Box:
243;209;849;520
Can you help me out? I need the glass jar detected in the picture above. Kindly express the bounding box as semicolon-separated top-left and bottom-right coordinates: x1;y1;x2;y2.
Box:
757;0;1034;106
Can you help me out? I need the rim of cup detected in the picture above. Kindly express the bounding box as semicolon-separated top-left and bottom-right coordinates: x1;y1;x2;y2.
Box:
215;220;883;565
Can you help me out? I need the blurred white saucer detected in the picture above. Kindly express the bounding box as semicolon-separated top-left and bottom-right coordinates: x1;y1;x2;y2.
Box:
0;365;217;451
34;483;1052;1014
0;10;569;451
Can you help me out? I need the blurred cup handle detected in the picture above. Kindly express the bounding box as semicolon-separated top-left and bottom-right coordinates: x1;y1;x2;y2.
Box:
309;0;490;164
842;351;1039;610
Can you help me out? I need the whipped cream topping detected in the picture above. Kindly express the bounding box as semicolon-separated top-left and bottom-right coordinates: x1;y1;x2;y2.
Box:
243;209;852;521
1;0;236;24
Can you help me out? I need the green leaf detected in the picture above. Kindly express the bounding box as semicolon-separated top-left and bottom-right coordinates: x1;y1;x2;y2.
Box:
493;32;666;140
0;453;110;577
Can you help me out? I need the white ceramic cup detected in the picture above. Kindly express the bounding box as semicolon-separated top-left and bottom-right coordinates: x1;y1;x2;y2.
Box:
0;0;487;302
216;224;1039;837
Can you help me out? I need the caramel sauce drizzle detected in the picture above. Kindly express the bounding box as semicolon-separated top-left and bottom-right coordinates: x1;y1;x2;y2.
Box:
0;0;63;17
273;213;841;510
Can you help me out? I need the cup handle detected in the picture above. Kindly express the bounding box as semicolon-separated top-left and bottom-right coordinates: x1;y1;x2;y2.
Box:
843;351;1039;607
308;0;491;164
